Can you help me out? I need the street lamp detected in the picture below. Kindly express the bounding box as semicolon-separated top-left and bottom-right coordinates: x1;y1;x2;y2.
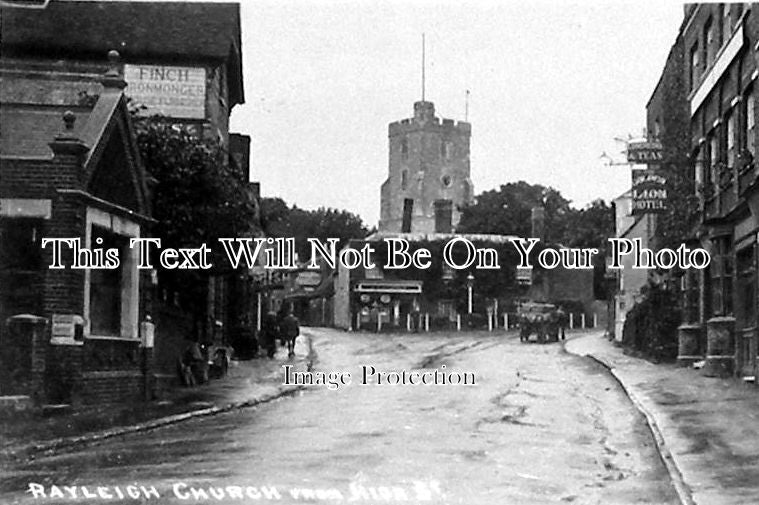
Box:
466;273;474;314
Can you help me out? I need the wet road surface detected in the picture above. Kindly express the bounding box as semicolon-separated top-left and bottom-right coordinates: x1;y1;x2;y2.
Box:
1;329;678;504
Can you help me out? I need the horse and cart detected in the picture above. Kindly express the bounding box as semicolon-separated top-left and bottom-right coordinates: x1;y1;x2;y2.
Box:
516;302;566;344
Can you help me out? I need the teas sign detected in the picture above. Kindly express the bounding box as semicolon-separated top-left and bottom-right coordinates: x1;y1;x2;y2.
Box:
626;140;663;164
124;64;206;119
631;169;667;214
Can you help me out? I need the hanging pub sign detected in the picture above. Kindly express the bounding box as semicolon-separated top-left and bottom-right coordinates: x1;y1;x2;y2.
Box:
631;169;668;214
626;140;663;164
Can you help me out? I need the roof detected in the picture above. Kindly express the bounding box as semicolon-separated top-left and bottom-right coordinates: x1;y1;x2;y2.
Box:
1;0;244;107
364;232;522;243
1;105;91;158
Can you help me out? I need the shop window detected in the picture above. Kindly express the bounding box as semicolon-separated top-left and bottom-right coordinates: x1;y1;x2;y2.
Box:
89;226;127;336
710;236;734;317
681;270;700;324
736;245;757;328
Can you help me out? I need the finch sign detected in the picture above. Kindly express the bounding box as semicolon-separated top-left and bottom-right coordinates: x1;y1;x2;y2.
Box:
124;64;206;119
631;169;667;214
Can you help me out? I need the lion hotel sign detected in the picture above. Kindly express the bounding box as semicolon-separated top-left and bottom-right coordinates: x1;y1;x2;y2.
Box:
631;169;667;214
124;64;206;119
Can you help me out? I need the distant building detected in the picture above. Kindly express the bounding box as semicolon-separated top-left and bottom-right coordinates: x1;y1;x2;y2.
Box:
379;101;474;234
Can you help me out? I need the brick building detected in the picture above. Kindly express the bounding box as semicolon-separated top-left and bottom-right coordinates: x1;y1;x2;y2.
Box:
0;0;255;403
648;4;759;379
0;54;152;404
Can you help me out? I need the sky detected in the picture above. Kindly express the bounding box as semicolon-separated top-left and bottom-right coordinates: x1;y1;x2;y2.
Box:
229;0;686;226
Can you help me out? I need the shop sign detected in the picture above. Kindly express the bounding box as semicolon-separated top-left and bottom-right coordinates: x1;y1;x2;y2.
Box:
626;140;662;164
631;169;668;214
124;64;206;119
516;266;532;285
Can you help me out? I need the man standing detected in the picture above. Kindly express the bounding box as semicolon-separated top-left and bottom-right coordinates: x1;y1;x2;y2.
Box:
280;310;300;358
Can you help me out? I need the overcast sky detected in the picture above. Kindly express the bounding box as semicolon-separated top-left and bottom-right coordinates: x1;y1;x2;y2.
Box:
229;0;686;226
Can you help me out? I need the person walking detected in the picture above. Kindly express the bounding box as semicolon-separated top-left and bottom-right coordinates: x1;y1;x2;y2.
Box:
280;310;300;358
260;312;279;359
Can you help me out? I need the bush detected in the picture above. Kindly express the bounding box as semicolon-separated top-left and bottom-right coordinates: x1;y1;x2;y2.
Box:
622;281;681;361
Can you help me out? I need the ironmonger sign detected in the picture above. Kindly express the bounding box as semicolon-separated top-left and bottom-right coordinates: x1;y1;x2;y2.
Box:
631;169;667;214
125;64;206;119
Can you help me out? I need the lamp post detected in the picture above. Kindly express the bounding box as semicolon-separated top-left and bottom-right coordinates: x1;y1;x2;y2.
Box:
466;273;474;314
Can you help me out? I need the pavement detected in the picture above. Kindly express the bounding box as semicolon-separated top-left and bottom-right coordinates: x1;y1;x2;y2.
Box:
0;335;314;462
566;331;759;505
2;328;758;505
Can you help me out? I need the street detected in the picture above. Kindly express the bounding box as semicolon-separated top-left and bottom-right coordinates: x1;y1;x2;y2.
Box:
2;329;678;505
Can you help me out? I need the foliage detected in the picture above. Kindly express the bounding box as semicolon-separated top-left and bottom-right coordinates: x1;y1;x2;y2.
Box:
621;281;681;361
457;182;615;299
457;182;614;250
457;181;573;243
133;116;259;308
259;198;370;261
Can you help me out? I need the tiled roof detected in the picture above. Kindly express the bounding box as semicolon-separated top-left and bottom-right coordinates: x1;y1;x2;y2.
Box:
0;105;92;158
1;0;244;106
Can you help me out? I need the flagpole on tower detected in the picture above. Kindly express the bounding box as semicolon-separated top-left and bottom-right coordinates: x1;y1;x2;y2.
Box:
421;33;426;101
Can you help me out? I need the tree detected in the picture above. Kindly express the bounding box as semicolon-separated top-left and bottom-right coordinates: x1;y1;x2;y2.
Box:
259;199;370;261
133;117;259;309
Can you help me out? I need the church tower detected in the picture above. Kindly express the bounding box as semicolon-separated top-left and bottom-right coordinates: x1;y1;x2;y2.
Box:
379;100;473;233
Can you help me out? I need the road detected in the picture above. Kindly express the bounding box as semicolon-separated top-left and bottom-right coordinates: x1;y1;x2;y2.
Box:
1;329;678;504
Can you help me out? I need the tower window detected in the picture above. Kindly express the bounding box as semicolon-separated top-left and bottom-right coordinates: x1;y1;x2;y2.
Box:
401;170;408;190
401;139;408;161
441;140;453;161
441;175;452;187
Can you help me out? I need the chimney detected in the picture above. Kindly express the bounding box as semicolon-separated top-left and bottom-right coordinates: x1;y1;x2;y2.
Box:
48;110;89;160
531;206;545;241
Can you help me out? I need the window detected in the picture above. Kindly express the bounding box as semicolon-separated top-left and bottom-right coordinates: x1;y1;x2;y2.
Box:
400;170;408;190
721;4;732;46
704;18;715;69
0;218;43;272
401;199;413;233
441;140;453;161
745;88;756;157
690;43;700;90
401;139;408;161
89;226;127;336
710;236;734;317
441;174;452;187
709;135;719;190
727;111;736;168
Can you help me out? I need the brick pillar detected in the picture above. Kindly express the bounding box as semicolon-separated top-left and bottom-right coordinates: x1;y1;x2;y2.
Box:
703;316;736;377
676;323;703;367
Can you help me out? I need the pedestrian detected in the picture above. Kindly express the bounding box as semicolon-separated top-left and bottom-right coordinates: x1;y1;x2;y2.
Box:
556;307;567;340
280;310;300;358
260;312;279;359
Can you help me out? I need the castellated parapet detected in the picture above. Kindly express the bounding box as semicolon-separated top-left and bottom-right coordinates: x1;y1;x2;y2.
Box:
380;101;474;234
